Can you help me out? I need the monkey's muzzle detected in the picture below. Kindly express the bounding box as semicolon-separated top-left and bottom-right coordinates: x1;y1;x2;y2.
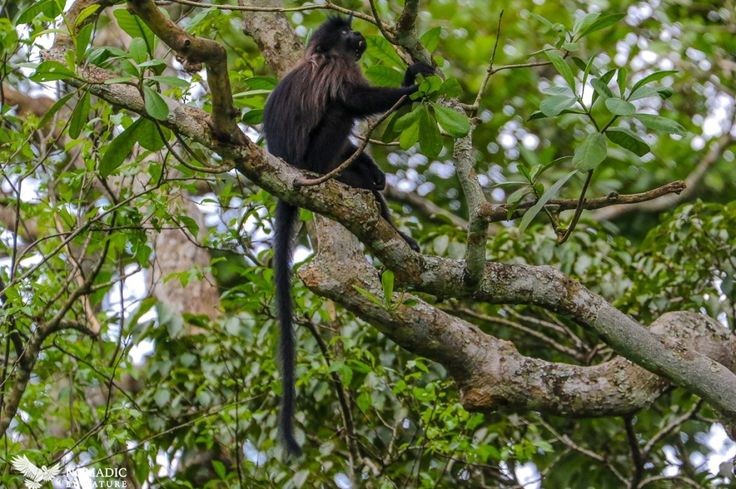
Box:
352;33;367;59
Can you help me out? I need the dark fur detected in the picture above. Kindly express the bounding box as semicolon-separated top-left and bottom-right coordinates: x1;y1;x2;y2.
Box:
263;16;432;456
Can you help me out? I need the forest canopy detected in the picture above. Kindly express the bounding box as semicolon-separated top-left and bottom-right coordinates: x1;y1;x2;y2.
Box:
0;0;735;488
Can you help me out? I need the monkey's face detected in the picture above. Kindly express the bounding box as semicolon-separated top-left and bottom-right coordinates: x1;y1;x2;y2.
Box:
311;19;367;60
340;28;367;60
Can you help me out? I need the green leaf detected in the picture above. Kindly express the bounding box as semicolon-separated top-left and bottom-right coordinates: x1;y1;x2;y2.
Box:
539;95;576;116
99;119;144;176
69;91;90;138
395;106;422;130
137;118;168;151
583;55;599;81
605;97;635;116
657;88;673;99
149;75;190;88
153;388;170;408
381;270;395;307
545;50;575;90
419;105;442;158
573;12;600;36
245;76;277;90
605;128;650;156
74;3;100;26
628;85;659;101
129;37;148;64
530;13;556;31
365;65;404;87
143;85;169;120
572;57;587;72
529;108;583;120
418;75;443;97
579;13;625;38
439;78;463;98
76;25;94;62
114;9;155;51
630;70;677;94
242;109;264;125
591;69;616;105
541;85;575;97
433;104;470;137
420;26;442;52
590;77;613;101
366;35;404;68
212;460;226;479
634;114;686;135
519;170;578;232
573;133;607;170
617;67;628;97
30;61;76;82
399;116;419;149
399;120;420;150
506;186;531;208
38;91;75;128
18;0;63;24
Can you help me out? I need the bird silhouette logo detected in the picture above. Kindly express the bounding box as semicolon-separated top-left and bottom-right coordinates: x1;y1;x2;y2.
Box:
10;455;62;489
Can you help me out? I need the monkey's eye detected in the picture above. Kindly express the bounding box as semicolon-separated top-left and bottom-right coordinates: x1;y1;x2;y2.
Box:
341;29;349;36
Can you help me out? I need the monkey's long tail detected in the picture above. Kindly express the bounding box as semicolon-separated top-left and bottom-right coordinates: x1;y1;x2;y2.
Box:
274;200;302;457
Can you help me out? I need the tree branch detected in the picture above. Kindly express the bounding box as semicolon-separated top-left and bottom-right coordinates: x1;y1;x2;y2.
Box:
302;220;736;418
593;124;735;221
482;180;688;223
128;0;245;143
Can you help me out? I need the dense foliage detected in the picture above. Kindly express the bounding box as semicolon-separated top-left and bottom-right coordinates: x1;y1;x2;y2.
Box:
0;0;734;487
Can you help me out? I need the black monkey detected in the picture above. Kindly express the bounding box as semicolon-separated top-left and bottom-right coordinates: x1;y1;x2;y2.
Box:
262;16;433;455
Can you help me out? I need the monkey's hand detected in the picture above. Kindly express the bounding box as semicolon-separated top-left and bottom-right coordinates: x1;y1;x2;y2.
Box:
403;62;435;87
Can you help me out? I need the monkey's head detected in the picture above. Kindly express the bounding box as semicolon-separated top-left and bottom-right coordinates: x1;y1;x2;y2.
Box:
308;16;366;60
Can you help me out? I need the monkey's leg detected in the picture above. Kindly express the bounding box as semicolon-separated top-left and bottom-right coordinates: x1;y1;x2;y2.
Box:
336;146;386;190
372;190;420;252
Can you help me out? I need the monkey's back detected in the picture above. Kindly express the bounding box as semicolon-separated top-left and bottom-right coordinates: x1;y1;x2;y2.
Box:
263;56;368;170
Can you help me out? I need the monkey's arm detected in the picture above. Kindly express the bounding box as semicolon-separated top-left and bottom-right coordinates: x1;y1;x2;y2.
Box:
341;85;417;117
342;62;435;117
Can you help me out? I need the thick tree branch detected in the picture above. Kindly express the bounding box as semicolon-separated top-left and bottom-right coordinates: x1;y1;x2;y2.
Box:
127;0;245;143
393;0;430;62
239;0;301;77
415;258;736;418
452;125;489;284
302;220;735;417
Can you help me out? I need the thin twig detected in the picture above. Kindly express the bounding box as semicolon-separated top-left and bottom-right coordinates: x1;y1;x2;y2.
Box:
472;10;504;113
558;169;593;243
166;0;381;26
481;180;687;223
642;400;702;457
368;0;397;43
624;416;644;489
